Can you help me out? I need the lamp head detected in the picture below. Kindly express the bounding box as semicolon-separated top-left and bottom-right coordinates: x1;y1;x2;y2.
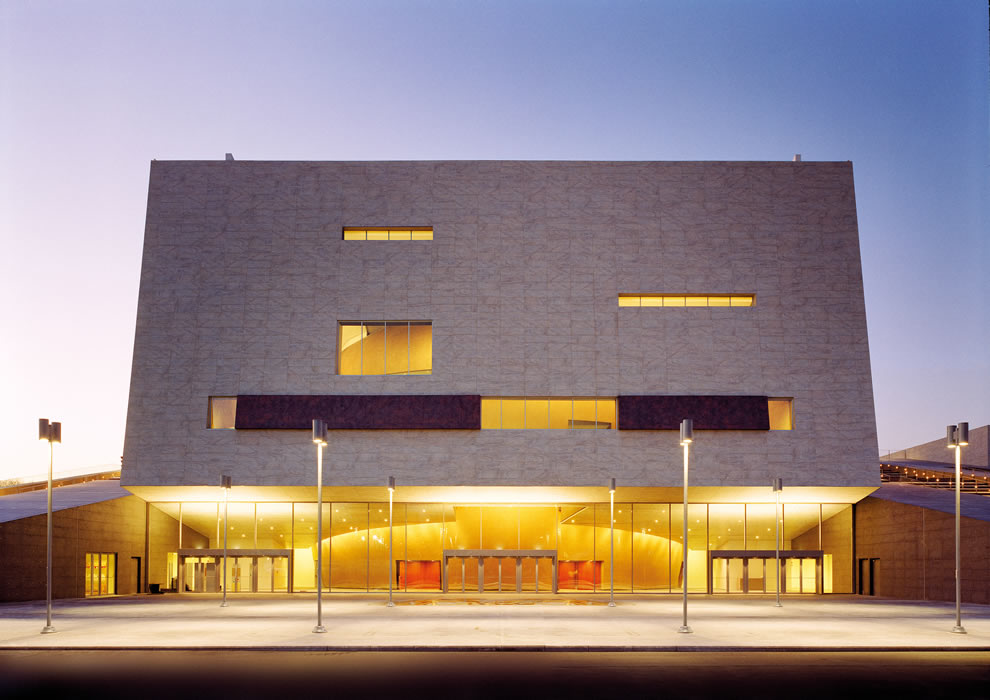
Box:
947;424;958;449
388;476;395;492
957;422;969;446
38;419;60;443
221;475;232;489
679;418;693;446
312;419;328;445
608;477;616;494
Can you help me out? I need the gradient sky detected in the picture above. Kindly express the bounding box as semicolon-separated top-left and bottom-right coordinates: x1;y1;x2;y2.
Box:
1;0;987;481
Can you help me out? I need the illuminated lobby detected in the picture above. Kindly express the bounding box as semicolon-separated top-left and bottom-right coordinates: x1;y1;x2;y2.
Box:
122;159;879;598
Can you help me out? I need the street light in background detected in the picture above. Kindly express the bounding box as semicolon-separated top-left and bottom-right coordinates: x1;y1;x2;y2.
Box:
38;418;61;635
773;477;783;608
387;476;396;608
608;478;616;607
946;422;968;634
678;418;693;634
312;419;328;633
220;475;231;608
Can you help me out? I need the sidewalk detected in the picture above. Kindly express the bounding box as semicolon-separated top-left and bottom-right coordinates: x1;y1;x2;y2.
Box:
1;594;988;651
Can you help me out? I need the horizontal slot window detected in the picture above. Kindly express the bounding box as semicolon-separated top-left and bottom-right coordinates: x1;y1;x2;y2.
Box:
338;321;432;375
619;294;755;307
343;227;433;241
482;398;616;430
208;397;237;429
768;398;793;430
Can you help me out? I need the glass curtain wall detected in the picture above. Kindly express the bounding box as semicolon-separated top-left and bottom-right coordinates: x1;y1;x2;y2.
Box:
148;500;854;594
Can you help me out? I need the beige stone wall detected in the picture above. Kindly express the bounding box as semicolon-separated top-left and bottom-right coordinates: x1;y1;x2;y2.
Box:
0;496;155;602
854;497;990;604
123;161;879;491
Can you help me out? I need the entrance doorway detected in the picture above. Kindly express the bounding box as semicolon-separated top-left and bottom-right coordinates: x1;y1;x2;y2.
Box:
178;549;291;593
858;558;879;595
442;550;557;593
710;550;823;594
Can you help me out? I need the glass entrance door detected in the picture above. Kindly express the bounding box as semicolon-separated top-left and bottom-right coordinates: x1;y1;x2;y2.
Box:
711;553;819;594
443;550;557;593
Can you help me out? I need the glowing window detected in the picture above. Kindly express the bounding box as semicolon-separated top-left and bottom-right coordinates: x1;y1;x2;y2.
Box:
208;397;237;429
481;398;616;429
84;552;116;596
768;398;793;430
618;294;755;307
338;321;432;375
343;227;433;241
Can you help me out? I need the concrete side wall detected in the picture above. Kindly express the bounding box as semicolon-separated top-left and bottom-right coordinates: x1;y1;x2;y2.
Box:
123;161;879;490
886;425;989;467
0;496;160;602
854;497;990;604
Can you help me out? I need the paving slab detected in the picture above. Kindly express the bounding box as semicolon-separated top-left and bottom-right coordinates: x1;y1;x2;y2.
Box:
1;594;987;651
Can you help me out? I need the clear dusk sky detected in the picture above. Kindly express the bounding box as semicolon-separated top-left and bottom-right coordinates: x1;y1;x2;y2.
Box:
0;1;987;481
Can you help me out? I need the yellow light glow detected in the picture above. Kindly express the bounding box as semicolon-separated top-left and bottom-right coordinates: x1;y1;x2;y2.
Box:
618;293;755;308
768;398;793;430
343;227;433;241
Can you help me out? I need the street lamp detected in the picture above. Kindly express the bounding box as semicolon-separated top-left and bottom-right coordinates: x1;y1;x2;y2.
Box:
947;422;968;634
38;418;61;634
220;475;231;607
773;477;782;607
608;478;616;607
387;476;395;608
678;418;693;634
313;419;328;633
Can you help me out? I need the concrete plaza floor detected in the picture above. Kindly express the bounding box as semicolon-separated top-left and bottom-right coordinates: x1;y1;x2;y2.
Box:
1;593;988;650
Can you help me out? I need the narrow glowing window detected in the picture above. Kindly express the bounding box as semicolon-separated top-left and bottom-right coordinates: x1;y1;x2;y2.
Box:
548;399;573;429
501;399;525;429
481;398;501;429
768;398;793;430
595;399;616;429
525;399;549;429
208;397;237;429
572;399;597;428
338;321;432;376
409;322;432;375
343;227;433;241
482;398;616;429
618;294;755;307
362;322;386;375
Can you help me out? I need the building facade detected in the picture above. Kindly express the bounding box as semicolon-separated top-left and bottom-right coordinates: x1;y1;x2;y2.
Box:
122;160;879;595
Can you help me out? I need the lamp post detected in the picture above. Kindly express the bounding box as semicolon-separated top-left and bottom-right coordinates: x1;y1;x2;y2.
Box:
38;418;61;634
387;476;395;608
947;422;968;634
608;478;616;607
678;418;693;634
220;475;231;607
773;477;782;607
313;419;328;633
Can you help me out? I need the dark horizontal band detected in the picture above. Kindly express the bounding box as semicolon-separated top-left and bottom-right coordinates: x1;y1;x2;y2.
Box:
616;395;769;430
234;394;769;431
235;395;481;430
